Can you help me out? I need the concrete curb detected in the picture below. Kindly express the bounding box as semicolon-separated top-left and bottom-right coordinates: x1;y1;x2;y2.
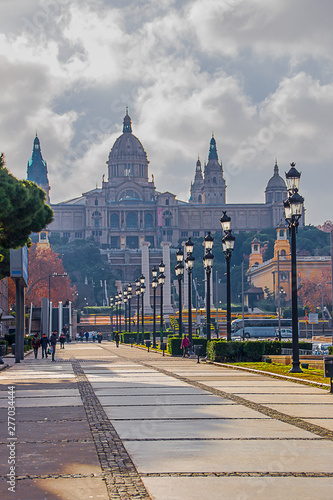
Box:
208;360;331;389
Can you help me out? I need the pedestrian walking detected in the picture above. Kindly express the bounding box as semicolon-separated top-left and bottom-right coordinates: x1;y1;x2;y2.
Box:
85;331;89;342
79;331;84;342
41;334;49;359
115;332;119;348
181;334;190;357
32;333;40;359
97;332;102;343
50;331;57;361
59;332;66;349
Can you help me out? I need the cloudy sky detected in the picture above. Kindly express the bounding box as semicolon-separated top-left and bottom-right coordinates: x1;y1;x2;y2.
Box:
1;0;332;225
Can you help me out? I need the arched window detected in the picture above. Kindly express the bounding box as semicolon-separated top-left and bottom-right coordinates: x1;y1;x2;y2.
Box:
281;249;286;256
213;177;217;184
198;195;202;203
126;212;137;229
95;199;98;206
145;213;153;228
110;214;119;229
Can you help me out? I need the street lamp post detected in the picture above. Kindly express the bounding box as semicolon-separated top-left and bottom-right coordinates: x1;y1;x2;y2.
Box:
158;261;165;344
175;247;184;338
118;292;122;332
115;294;118;332
140;274;145;344
203;232;214;342
152;267;158;348
135;278;140;344
284;162;304;373
110;297;114;334
123;289;128;332
221;212;236;341
185;237;195;350
127;284;132;334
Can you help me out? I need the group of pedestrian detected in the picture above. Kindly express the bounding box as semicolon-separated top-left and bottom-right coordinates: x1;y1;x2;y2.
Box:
32;330;60;361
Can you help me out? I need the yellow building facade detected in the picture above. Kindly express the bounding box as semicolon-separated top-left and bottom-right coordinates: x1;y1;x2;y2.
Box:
246;225;331;302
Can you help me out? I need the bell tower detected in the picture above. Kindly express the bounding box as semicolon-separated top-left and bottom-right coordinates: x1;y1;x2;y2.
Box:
203;134;226;204
249;237;263;269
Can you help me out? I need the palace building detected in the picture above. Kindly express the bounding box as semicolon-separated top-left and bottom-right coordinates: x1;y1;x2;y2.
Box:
28;110;292;282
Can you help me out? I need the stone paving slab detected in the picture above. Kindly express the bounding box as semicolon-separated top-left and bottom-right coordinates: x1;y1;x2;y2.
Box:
94;387;207;396
97;394;232;406
111;417;318;440
90;379;190;388
0;405;86;422
0;396;82;408
104;404;270;420
0;477;109;500
236;394;333;404
142;476;333;500
230;386;329;394
12;419;92;442
263;404;333;418
0;389;81;398
0;441;102;476
123;439;333;473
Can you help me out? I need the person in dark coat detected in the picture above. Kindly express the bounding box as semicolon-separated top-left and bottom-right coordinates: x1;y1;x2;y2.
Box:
114;332;119;347
41;334;49;359
59;332;66;349
32;334;40;359
50;331;57;361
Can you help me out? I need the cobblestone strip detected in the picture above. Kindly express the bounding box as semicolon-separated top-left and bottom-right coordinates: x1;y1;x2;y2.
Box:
72;360;151;500
139;362;333;442
141;471;333;478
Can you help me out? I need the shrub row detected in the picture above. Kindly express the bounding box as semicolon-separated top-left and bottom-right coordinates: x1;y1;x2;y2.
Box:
207;340;312;363
167;336;208;356
120;332;150;343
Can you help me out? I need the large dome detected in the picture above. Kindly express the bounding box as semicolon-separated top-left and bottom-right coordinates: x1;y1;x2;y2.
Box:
108;110;148;163
266;161;286;190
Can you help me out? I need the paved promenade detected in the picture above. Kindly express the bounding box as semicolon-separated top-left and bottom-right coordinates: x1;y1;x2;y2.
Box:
1;342;333;499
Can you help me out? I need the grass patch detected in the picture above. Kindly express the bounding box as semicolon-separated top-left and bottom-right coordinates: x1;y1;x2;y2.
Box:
223;362;329;387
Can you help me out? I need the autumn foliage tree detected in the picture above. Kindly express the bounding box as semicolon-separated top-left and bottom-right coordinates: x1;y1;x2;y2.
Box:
25;244;76;307
298;268;332;313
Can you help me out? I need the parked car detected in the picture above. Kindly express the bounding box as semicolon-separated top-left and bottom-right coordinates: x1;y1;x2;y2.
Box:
275;328;292;338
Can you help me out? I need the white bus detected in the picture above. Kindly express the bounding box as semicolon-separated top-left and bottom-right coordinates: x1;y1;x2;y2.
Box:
231;318;293;339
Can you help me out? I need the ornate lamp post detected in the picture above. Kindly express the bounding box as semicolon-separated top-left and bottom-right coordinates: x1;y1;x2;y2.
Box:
221;212;236;342
140;274;146;344
175;247;184;338
115;293;119;332
158;261;165;344
152;267;158;348
284;162;304;373
118;291;122;332
123;289;128;332
203;232;214;341
110;297;114;334
185;237;195;349
127;284;132;334
135;278;140;344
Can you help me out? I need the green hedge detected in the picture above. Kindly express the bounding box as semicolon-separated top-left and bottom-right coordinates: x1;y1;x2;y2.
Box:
167;337;208;356
120;332;150;343
207;340;313;363
328;346;333;355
